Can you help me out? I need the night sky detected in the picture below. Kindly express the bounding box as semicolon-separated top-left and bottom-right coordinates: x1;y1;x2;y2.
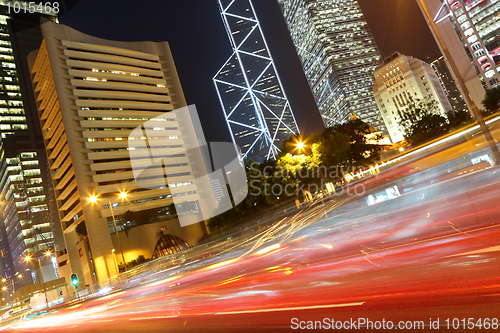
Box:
58;0;440;143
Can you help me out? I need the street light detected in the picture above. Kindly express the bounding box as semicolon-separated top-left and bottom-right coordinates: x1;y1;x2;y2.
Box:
88;193;127;273
111;249;118;273
417;0;500;165
25;255;48;308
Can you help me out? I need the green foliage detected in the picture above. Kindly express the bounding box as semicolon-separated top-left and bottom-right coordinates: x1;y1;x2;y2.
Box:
123;210;135;225
122;210;150;229
118;255;148;272
137;255;146;264
206;119;382;232
315;131;350;168
447;109;473;130
482;86;500;114
399;98;449;143
322;119;382;168
75;221;87;237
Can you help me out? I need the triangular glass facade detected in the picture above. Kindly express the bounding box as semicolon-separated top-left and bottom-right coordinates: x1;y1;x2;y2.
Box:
214;0;299;161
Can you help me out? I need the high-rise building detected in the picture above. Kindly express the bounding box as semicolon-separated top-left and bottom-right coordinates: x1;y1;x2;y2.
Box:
28;21;209;291
277;0;386;133
430;56;468;113
0;2;59;294
0;142;52;281
417;0;500;108
214;0;299;161
373;52;452;143
0;1;57;141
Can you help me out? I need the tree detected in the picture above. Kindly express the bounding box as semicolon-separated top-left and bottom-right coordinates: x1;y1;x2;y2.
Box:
75;221;87;238
447;108;473;129
399;98;449;143
123;210;135;225
322;119;382;168
315;131;350;169
482;86;500;114
205;119;384;232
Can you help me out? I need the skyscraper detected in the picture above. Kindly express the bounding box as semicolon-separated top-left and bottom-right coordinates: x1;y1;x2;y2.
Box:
214;0;299;161
0;2;58;292
28;21;209;291
0;143;52;279
430;56;467;113
417;0;500;108
277;0;386;133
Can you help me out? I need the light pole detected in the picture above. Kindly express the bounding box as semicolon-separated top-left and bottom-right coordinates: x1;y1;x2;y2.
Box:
25;254;49;308
111;249;118;273
88;193;127;273
417;0;500;165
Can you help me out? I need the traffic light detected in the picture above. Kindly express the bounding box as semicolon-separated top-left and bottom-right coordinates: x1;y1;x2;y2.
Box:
70;273;78;287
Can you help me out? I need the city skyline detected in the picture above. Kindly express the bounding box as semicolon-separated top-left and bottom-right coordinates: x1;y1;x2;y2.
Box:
58;0;440;143
0;0;500;326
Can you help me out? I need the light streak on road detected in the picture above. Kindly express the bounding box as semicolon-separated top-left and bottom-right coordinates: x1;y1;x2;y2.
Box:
214;302;365;315
202;258;240;271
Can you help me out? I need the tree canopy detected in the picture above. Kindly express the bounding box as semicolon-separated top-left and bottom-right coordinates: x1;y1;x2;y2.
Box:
399;98;449;143
205;118;383;233
482;86;500;115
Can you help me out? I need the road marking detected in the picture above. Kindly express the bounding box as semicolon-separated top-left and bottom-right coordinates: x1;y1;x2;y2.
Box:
215;302;364;315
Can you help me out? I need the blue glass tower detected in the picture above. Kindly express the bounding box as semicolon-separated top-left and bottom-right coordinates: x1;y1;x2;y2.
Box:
214;0;299;161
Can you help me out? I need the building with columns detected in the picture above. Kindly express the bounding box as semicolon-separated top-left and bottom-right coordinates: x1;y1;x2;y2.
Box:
373;52;452;143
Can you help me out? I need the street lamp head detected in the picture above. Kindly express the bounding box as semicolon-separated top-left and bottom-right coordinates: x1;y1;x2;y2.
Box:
88;195;98;204
18;275;22;278
1;279;5;283
2;287;6;291
45;250;52;257
112;249;115;253
119;192;127;199
296;141;305;151
24;255;31;262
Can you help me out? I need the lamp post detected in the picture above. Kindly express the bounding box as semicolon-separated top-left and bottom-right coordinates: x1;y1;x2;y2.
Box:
25;254;49;308
111;249;118;273
88;193;127;273
417;0;500;165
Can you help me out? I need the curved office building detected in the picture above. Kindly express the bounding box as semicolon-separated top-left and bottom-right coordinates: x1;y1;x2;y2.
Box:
28;21;209;290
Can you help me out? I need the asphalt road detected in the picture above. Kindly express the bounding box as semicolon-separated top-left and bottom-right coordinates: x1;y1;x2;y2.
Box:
2;155;500;332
